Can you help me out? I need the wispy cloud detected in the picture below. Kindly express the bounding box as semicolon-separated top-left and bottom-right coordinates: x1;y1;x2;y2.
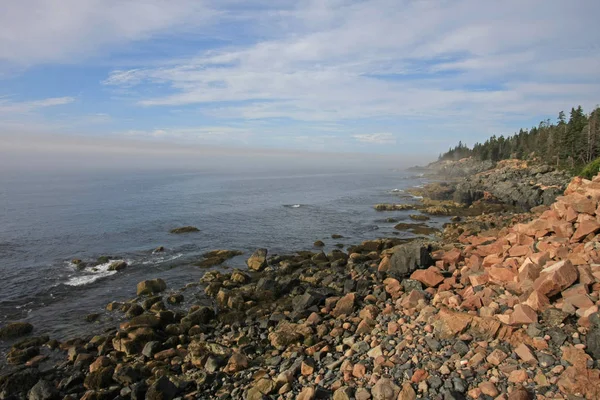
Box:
102;0;600;126
0;97;75;113
352;133;395;144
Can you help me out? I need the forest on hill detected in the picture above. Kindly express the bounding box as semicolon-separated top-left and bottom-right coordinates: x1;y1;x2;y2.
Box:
440;106;600;177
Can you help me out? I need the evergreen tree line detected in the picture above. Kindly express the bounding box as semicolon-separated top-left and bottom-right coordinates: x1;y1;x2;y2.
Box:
439;105;600;173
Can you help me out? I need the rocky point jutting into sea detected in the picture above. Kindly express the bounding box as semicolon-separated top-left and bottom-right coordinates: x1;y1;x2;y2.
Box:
1;159;600;400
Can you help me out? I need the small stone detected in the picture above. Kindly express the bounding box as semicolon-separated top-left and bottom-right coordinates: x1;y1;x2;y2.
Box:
487;349;508;366
508;369;528;383
397;382;416;400
478;382;499;397
371;377;399;400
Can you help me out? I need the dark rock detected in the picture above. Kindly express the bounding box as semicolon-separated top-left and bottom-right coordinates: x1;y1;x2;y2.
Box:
146;376;177;400
108;260;127;271
181;306;215;327
84;367;114;390
314;240;325;247
546;327;568;347
402;279;423;293
294;291;325;312
0;369;40;398
388;242;434;278
142;341;162;358
169;226;199;234
586;312;600;359
85;313;100;322
125;304;144;318
112;363;141;385
166;294;184;305
28;380;58;400
0;322;34;339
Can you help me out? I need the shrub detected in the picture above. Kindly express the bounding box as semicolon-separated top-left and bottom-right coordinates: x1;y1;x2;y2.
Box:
579;158;600;179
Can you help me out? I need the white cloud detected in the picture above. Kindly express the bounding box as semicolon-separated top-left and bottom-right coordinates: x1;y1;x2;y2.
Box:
0;0;217;66
352;133;395;144
2;0;600;154
102;0;600;128
0;97;75;113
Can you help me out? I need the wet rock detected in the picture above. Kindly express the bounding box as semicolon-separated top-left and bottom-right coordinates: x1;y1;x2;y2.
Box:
166;294;184;304
27;380;58;400
136;278;167;296
84;366;114;390
247;248;268;271
314;240;325;247
108;260;127;271
146;376;177;400
169;226;199;234
0;369;40;398
0;322;33;339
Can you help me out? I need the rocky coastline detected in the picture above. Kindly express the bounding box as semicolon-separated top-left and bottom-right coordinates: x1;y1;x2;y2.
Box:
1;164;600;400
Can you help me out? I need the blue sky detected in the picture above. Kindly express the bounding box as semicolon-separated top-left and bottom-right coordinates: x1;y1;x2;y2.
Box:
1;0;599;156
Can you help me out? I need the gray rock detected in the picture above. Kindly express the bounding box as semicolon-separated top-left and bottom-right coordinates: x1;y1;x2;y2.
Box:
28;380;58;400
388;242;434;278
146;376;177;400
402;279;423;293
453;341;469;356
586;312;600;359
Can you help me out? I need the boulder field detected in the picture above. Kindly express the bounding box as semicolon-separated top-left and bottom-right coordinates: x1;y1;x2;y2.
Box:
1;174;600;400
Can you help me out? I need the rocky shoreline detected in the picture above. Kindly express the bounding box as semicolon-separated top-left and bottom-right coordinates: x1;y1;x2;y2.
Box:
1;166;600;400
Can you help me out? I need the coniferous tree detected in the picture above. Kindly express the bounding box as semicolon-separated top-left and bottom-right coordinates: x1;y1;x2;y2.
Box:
438;105;600;173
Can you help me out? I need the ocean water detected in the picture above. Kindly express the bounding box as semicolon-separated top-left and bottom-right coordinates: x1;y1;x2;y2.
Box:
0;168;440;346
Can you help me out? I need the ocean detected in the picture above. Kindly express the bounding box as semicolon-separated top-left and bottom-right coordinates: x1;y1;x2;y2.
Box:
0;168;441;349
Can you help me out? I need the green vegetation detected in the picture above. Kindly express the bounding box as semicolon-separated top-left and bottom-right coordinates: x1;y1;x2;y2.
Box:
580;158;600;179
440;106;600;175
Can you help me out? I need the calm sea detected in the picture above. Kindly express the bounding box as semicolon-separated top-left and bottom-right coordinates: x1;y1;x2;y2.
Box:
0;168;439;346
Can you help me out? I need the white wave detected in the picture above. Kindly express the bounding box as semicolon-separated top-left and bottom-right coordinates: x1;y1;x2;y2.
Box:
283;204;302;208
291;204;301;208
412;195;423;200
64;260;120;287
141;253;183;265
390;189;404;193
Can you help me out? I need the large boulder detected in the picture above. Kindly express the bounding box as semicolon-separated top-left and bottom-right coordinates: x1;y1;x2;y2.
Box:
136;279;167;296
388;242;434;279
247;248;268;271
0;322;33;340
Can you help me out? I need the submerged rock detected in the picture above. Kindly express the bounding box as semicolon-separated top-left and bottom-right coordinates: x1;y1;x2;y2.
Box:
0;322;34;339
169;226;199;234
108;260;127;271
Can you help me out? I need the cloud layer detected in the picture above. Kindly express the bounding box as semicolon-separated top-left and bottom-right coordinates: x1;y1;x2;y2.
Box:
1;0;599;155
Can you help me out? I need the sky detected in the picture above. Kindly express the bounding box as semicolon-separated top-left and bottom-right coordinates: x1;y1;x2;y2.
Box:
1;0;599;163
